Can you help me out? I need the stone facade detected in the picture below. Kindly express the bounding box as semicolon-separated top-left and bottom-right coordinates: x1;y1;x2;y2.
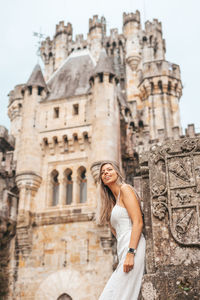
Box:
2;10;199;300
140;138;200;299
0;126;17;299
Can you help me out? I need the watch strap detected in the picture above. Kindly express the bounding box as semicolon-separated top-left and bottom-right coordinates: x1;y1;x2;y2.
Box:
128;248;136;255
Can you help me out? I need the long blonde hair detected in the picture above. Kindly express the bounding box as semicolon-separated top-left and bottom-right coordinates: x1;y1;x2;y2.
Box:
96;160;125;225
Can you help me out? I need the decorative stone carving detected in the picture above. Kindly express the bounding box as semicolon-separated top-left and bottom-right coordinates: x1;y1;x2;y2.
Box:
152;196;168;220
149;138;200;246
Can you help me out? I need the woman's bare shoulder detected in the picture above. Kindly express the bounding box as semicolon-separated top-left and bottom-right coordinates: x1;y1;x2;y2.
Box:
120;184;135;193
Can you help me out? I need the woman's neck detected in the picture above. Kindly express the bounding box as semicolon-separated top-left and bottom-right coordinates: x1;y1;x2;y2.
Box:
107;182;121;200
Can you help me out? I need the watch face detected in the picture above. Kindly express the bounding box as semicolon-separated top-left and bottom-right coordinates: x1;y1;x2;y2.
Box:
128;248;136;254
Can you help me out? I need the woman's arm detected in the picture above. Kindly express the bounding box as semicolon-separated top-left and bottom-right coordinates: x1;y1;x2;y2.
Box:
120;184;143;273
109;223;116;237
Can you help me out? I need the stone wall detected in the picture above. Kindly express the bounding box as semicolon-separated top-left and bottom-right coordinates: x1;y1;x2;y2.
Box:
0;126;18;300
140;137;200;299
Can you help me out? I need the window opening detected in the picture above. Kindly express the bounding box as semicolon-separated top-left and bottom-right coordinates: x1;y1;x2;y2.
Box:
73;104;79;115
79;168;87;203
65;169;73;205
52;170;59;206
54;107;60;118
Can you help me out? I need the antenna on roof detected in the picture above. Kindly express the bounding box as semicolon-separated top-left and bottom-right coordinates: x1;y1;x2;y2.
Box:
143;0;147;23
33;29;46;62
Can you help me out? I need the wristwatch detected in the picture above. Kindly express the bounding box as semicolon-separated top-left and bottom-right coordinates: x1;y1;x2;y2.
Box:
128;248;137;255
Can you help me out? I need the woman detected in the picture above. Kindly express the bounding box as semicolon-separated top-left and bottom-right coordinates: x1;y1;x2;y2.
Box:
97;161;145;300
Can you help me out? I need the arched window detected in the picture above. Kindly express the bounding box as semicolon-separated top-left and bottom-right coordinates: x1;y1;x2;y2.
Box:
64;169;73;205
51;170;59;206
57;294;72;300
78;167;87;203
138;120;144;129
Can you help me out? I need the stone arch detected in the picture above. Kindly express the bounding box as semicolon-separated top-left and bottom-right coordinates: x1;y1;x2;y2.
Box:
77;166;87;203
64;168;73;205
34;269;84;300
57;293;72;300
51;169;59;206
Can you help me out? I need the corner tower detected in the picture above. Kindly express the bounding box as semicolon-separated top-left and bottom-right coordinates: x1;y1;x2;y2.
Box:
90;49;120;174
16;65;47;226
88;15;106;62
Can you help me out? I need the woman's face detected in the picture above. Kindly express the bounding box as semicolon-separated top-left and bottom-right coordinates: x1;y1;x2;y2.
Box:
101;163;118;185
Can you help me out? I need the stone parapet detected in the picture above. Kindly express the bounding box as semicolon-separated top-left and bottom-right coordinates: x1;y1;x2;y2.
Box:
123;11;141;26
89;15;106;33
55;21;72;37
140;60;181;82
145;19;162;34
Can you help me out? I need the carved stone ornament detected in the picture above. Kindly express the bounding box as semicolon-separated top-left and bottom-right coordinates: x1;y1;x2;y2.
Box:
149;138;200;246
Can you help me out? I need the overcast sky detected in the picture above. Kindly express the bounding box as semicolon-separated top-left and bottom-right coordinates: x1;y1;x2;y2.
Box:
1;0;200;133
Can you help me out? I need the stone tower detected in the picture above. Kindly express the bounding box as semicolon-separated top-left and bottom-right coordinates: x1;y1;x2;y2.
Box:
6;11;184;299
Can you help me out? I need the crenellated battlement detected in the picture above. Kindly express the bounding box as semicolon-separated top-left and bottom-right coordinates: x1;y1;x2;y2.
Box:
8;84;25;107
123;10;141;26
40;37;54;63
89;15;106;33
145;19;162;34
55;21;72;37
140;60;181;82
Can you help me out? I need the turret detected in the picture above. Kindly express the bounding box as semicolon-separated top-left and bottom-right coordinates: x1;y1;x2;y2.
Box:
123;11;141;71
8;84;24;160
88;15;106;62
122;11;142;115
16;65;46;223
40;37;54;81
40;21;72;79
142;19;166;62
139;60;182;140
90;49;120;175
54;21;72;70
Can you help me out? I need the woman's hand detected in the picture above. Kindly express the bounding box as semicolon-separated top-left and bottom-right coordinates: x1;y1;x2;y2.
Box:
123;253;134;273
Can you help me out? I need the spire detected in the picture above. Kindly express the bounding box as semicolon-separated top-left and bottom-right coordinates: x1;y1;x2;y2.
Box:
26;64;47;88
94;49;115;75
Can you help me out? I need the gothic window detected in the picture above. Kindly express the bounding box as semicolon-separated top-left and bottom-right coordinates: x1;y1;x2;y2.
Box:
143;36;147;42
109;74;114;83
38;86;44;96
130;121;135;130
64;169;73;205
125;108;129;117
138;120;144;129
168;81;172;92
158;80;163;93
73;104;79;115
54;107;60;118
51;170;59;206
28;86;32;95
150;82;154;94
98;73;103;83
57;294;72;300
78;167;87;203
112;41;116;48
63;135;68;152
53;137;58;145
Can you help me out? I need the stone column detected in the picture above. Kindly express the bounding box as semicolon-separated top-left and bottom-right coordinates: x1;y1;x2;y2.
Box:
59;175;66;206
72;175;79;204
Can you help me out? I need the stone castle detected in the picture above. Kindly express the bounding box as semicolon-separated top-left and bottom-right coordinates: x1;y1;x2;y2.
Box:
1;10;199;300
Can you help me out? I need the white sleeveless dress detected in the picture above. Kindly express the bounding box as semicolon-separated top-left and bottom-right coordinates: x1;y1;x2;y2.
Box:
99;190;146;300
